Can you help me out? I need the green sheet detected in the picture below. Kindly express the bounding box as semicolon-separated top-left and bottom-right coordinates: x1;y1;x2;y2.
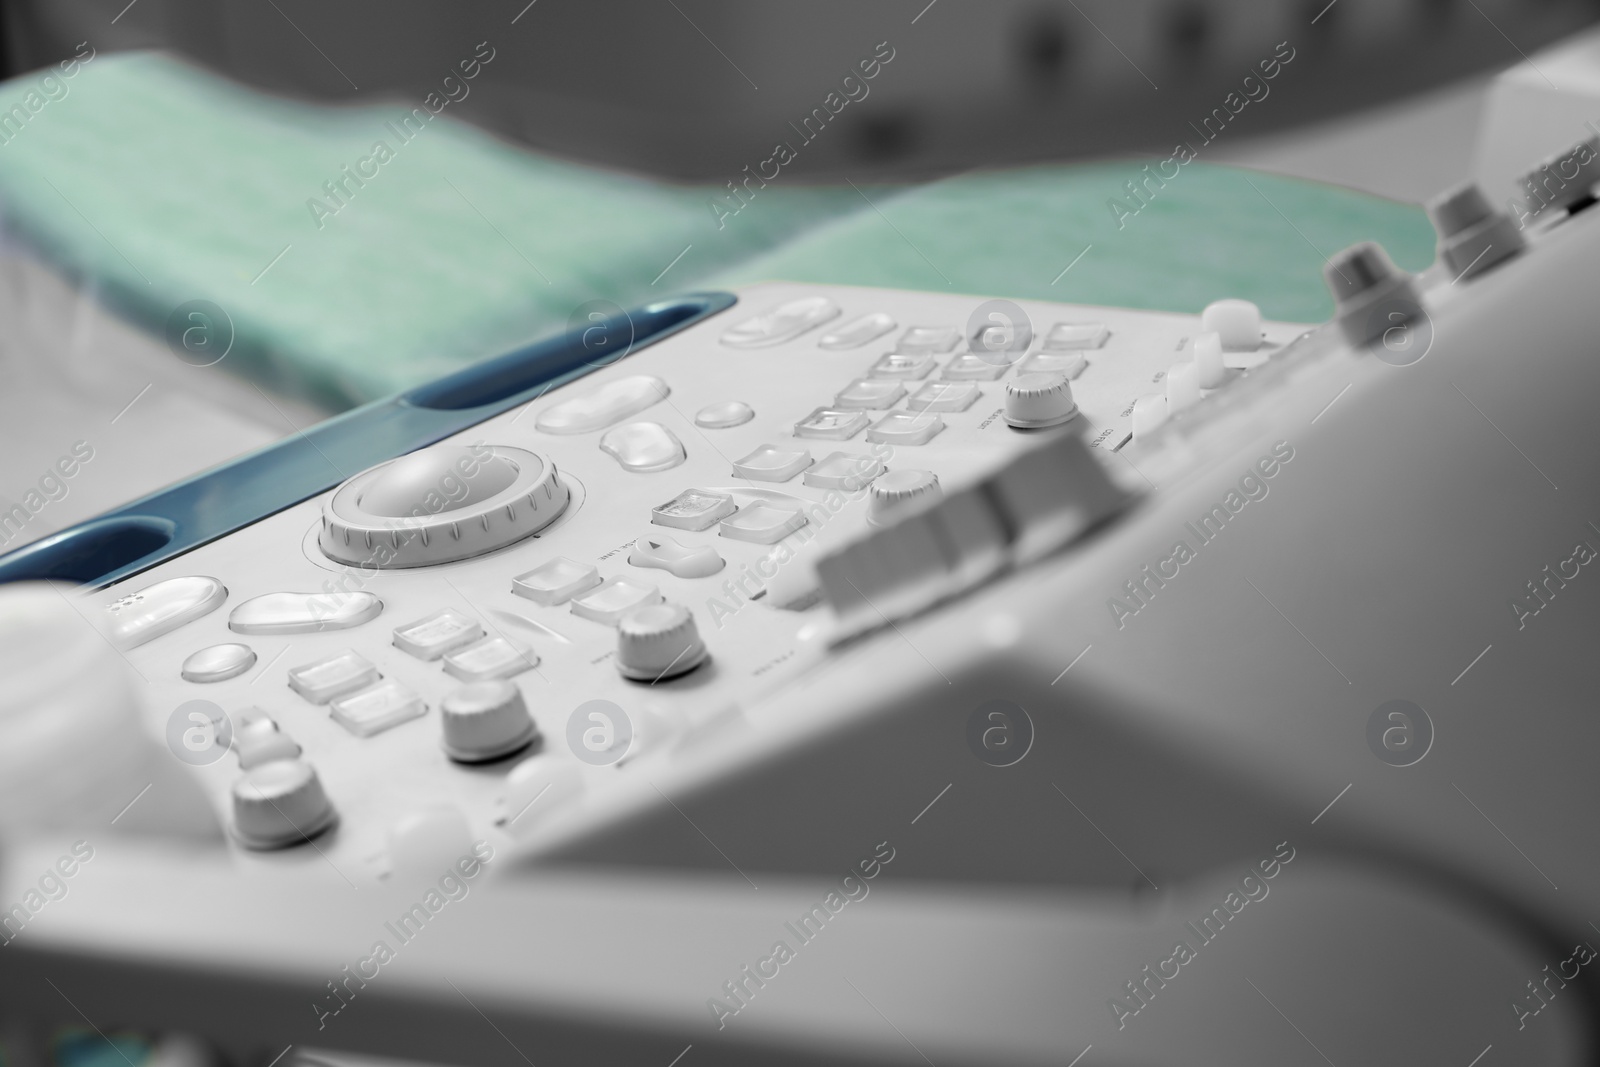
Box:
0;52;1437;411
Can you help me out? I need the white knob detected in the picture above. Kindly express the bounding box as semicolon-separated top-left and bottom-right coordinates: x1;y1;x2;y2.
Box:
616;602;709;681
440;680;539;762
869;469;942;526
1194;332;1228;389
231;759;337;850
1004;372;1079;429
1201;299;1261;351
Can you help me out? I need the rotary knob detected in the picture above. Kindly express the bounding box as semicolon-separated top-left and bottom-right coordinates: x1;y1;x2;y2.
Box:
1004;372;1079;429
868;469;942;526
230;759;337;849
1323;242;1422;347
1427;182;1524;280
320;444;568;568
616;602;709;682
440;680;539;762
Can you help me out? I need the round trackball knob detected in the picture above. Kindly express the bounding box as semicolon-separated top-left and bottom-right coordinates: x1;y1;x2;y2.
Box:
231;759;337;850
320;444;568;568
1004;372;1079;429
868;469;942;526
616;602;709;682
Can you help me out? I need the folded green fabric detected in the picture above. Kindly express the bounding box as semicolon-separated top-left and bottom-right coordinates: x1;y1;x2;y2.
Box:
0;51;1435;411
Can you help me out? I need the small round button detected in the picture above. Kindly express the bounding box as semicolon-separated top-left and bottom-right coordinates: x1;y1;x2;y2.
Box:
616;602;709;682
181;643;257;683
231;759;337;850
868;469;942;526
440;680;539;763
1004;372;1078;429
695;401;754;428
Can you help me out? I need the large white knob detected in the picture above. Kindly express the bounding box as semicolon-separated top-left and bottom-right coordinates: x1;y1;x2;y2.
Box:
440;680;539;762
1004;372;1079;429
230;759;337;849
320;444;568;568
869;469;943;526
616;602;709;681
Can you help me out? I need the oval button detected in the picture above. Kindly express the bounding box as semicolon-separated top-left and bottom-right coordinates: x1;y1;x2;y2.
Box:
600;422;685;473
535;375;669;435
106;576;227;649
229;591;383;636
181;643;257;683
719;297;840;348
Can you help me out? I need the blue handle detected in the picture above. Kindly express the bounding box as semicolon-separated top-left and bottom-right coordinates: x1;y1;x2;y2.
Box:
0;291;737;589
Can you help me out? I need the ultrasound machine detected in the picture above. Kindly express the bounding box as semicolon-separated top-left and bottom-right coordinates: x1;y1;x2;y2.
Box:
2;4;1600;1067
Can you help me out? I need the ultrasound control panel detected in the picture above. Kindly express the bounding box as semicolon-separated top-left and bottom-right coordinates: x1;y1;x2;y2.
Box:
73;282;1304;877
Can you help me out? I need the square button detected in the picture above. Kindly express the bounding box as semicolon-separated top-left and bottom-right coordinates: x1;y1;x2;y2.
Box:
732;444;814;482
330;679;426;738
895;326;960;353
392;609;484;661
833;378;907;410
720;503;809;544
906;381;980;412
867;411;945;445
804;451;884;490
288;650;379;704
443;637;539;682
570;577;663;624
1043;322;1110;350
652;489;737;531
869;353;938;380
794;408;869;441
941;353;1011;381
1021;351;1087;379
512;557;601;606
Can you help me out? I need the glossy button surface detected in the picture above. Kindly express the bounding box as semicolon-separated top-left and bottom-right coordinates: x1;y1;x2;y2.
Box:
107;576;227;649
941;353;1010;381
331;679;426;737
834;379;906;410
535;375;669;434
443;637;539;682
229;591;383;636
869;352;938;379
894;326;960;353
720;503;807;544
732;445;813;482
867;411;945;445
512;557;600;605
793;408;869;441
1043;322;1109;350
600;422;685;473
393;610;483;661
288;649;379;704
652;489;737;531
441;680;538;762
181;643;256;683
571;577;663;624
231;759;336;849
818;312;895;350
805;451;883;490
720;296;840;348
695;401;754;429
629;534;724;578
906;381;981;412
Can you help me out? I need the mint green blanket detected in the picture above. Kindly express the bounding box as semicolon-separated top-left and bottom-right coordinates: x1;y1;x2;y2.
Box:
0;52;1436;410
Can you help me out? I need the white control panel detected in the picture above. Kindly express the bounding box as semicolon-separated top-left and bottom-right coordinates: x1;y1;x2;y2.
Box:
78;282;1303;877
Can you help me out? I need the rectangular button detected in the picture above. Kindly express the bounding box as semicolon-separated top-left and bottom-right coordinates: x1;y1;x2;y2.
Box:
392;609;483;660
331;679;427;737
287;650;379;704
